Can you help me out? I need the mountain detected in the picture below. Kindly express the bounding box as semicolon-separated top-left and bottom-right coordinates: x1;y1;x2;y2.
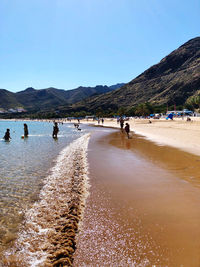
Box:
16;87;70;111
0;89;22;109
0;84;124;112
74;37;200;111
108;83;125;90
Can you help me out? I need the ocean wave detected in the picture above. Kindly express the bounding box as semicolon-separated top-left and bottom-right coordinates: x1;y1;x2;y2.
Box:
2;133;90;267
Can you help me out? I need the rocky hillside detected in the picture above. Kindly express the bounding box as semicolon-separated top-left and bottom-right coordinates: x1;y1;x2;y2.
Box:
0;84;124;112
74;37;200;111
0;90;21;110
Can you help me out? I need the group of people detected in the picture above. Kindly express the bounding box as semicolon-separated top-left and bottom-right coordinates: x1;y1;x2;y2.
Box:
3;122;60;141
73;123;81;131
98;118;104;125
3;123;29;141
3;118;131;141
96;117;130;138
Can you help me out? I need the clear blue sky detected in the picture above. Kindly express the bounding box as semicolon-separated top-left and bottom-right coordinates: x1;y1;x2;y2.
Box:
0;0;199;92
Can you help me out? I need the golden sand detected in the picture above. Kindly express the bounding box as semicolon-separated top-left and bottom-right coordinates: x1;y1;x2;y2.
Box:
74;124;200;266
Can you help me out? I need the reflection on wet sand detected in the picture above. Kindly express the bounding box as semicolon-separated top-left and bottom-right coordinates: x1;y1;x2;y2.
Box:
115;131;200;187
74;130;200;266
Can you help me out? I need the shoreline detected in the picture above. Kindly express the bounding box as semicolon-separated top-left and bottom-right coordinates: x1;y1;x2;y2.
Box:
2;115;200;156
3;116;200;158
76;117;200;157
1;120;200;265
5;116;199;156
0;131;91;267
74;126;200;266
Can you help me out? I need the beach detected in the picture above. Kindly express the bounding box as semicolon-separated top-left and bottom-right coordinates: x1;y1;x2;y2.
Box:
79;117;200;156
72;118;200;266
1;118;200;266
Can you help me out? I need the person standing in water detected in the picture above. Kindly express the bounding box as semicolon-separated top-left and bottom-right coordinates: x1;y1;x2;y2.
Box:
124;123;130;139
3;129;11;141
24;123;29;137
119;117;124;130
52;122;59;138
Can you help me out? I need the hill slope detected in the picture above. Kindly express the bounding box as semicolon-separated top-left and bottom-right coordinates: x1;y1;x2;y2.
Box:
0;89;22;109
74;37;200;111
0;84;124;112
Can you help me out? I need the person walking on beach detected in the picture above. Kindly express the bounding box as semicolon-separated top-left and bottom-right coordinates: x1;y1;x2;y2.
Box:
124;123;130;139
24;123;29;137
3;129;11;141
52;122;59;138
102;118;104;125
119;117;124;130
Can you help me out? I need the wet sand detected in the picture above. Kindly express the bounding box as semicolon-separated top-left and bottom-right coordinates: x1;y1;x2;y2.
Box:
74;128;200;266
78;117;200;156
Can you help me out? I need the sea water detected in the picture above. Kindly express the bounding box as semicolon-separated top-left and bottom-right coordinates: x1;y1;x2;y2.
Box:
0;120;90;266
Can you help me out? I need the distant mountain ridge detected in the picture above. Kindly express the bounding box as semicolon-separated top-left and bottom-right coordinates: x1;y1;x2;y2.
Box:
2;37;200;115
0;90;21;110
73;37;200;111
0;83;125;112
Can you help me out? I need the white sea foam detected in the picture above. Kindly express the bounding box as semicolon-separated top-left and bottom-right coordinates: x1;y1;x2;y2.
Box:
4;133;90;266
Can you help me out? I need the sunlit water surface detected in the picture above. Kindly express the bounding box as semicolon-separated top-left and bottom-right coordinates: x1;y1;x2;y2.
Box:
0;120;86;253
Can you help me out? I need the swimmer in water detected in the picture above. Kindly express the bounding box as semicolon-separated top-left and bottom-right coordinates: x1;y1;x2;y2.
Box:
3;129;11;141
24;123;29;137
52;122;59;138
